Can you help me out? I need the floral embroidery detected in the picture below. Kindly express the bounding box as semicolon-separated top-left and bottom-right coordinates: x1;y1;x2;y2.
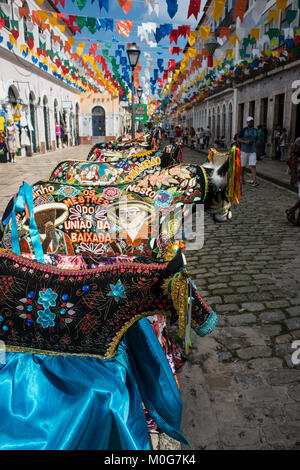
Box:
107;279;126;302
37;288;58;329
77;243;104;255
58;186;79;198
102;187;121;201
38;288;58;307
154;190;173;208
69;205;83;220
37;307;56;329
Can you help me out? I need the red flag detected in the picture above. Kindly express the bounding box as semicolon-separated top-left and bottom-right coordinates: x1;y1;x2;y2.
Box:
187;0;201;20
26;36;34;50
55;0;65;8
0;19;5;29
233;0;248;22
169;28;180;44
219;27;230;39
178;25;191;38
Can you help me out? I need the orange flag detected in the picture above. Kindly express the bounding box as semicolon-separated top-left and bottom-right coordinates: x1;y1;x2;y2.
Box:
31;10;41;25
118;0;132;14
19;7;29;19
42;23;50;32
116;20;133;37
233;0;248;22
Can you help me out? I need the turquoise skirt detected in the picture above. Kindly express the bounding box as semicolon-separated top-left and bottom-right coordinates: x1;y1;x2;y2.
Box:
0;319;188;450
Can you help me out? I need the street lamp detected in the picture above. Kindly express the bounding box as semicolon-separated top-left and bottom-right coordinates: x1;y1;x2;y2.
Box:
137;87;143;103
126;43;140;139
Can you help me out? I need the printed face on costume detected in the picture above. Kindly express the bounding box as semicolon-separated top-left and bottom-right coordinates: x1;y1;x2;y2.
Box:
35;209;56;234
119;206;148;227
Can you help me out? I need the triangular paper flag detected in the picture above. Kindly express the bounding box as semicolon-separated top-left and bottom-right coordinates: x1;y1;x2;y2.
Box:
276;0;287;13
118;0;132;14
286;10;297;25
38;11;48;23
250;28;260;41
199;26;210;41
266;10;279;24
212;0;226;22
188;30;197;46
49;14;58;28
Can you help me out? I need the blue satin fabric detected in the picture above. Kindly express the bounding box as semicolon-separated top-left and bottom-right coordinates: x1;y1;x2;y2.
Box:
0;319;187;450
10;181;44;263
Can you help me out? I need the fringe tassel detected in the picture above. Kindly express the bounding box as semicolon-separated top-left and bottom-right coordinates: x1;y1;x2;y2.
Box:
163;269;190;343
227;145;242;206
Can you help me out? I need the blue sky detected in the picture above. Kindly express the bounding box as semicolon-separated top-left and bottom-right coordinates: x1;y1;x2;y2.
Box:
62;0;206;100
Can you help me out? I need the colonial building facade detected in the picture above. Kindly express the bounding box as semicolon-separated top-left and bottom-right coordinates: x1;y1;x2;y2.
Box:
0;0;125;157
168;0;300;153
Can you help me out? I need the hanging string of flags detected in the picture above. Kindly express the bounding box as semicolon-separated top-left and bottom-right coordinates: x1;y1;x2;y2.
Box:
0;0;300;106
29;0;203;20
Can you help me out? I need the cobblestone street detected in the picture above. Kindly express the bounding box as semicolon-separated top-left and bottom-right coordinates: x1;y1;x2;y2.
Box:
178;146;300;450
0;145;300;450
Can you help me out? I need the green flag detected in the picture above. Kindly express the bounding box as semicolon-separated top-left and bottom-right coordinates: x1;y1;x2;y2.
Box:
86;17;96;34
286;10;297;25
76;0;87;10
76;16;87;31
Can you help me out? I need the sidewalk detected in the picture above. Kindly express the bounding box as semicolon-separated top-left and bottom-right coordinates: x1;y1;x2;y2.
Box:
185;145;297;194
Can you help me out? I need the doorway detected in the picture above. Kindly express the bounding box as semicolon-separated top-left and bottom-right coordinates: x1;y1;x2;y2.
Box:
274;93;285;128
92;106;106;143
43;96;51;151
293;103;300;140
29;92;38;153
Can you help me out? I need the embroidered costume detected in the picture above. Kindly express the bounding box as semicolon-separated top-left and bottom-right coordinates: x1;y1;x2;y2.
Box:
0;140;241;450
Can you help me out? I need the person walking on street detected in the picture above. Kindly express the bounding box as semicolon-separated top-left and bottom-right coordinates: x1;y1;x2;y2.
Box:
257;124;266;160
199;128;205;149
169;125;175;145
175;126;183;144
183;128;188;145
238;117;259;187
190;127;196;149
204;126;211;148
273;124;282;160
280;128;288;161
286;137;300;226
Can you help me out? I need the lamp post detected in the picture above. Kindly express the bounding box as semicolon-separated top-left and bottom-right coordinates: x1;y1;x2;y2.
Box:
126;43;140;139
137;87;143;103
136;87;143;132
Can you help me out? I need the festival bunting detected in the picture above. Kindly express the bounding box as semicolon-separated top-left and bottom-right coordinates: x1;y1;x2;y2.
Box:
212;0;226;22
286;10;297;25
188;30;197;46
116;20;133;37
166;0;178;19
267;9;279;24
250;28;260;41
117;0;132;15
199;26;210;41
233;0;248;22
219;27;230;39
276;0;288;13
187;0;202;20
